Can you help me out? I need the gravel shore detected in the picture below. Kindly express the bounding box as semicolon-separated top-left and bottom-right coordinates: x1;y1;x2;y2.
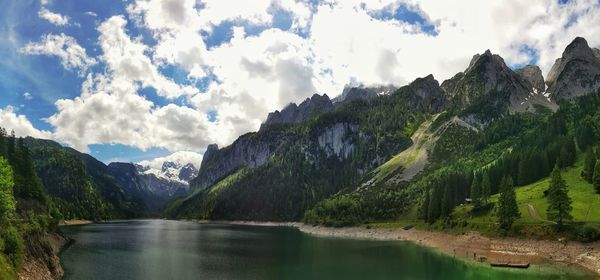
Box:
59;220;93;226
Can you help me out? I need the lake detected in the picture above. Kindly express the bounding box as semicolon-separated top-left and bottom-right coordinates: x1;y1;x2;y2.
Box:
60;220;593;280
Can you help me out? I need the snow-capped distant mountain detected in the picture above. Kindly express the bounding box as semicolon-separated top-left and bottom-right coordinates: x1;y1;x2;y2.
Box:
107;152;203;211
137;161;199;186
137;151;202;186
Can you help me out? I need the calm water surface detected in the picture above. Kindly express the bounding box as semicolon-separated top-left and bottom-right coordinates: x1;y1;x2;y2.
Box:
60;220;594;280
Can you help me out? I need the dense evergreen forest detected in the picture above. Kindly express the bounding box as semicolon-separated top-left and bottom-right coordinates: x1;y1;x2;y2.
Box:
23;138;145;220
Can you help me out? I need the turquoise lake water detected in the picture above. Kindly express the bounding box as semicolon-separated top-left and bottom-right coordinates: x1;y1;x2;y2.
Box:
59;220;594;280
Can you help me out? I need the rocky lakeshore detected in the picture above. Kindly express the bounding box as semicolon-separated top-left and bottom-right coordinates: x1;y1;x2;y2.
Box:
17;220;90;280
219;221;600;277
58;220;94;226
18;233;66;280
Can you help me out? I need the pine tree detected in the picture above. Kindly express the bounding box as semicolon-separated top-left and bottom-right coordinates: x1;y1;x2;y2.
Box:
427;185;440;223
577;118;596;150
421;189;430;220
0;156;16;225
0;127;7;158
540;151;550;178
546;163;572;227
441;185;452;217
497;176;520;231
517;155;529;185
6;130;15;163
593;160;600;194
582;147;596;183
470;173;481;207
481;172;491;204
559;137;576;167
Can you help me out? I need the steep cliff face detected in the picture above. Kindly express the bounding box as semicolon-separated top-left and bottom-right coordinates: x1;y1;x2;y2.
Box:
546;37;600;100
260;94;333;130
516;65;546;93
317;123;360;159
190;128;289;191
440;72;465;95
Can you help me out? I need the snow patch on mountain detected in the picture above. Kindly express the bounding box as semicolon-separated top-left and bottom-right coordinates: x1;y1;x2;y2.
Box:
138;151;202;185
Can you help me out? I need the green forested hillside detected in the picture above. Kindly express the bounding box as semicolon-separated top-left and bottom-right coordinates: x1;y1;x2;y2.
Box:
0;131;147;279
24;138;145;220
305;91;600;241
0;129;59;279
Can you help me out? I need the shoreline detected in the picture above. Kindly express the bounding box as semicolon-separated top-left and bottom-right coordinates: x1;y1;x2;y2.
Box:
18;232;66;280
58;219;94;226
212;220;600;277
57;219;600;277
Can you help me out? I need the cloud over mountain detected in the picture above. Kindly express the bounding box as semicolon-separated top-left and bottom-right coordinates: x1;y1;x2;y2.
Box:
6;0;600;163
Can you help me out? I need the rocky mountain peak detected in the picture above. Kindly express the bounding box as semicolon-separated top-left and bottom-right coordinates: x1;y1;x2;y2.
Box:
333;85;396;105
545;37;600;100
202;144;219;167
440;72;465;94
565;37;592;54
108;162;140;175
179;163;198;182
516;65;545;93
466;50;508;75
410;74;437;87
260;93;334;130
450;49;530;109
161;161;178;173
401;74;447;113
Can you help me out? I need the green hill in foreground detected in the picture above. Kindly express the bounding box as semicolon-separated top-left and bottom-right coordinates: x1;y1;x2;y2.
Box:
372;156;600;240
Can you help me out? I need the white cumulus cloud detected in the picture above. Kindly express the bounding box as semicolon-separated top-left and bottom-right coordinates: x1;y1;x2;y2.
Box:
0;106;52;139
98;16;198;98
20;33;97;75
38;7;70;26
138;150;204;170
36;0;600;164
47;73;215;153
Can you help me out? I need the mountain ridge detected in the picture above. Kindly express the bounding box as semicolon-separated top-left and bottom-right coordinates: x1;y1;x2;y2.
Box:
176;37;600;224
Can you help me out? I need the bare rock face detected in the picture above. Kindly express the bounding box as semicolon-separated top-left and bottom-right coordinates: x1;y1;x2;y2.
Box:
178;163;198;182
440;72;465;95
445;49;548;116
402;74;448;112
516;65;545;93
546;37;600;100
191;130;288;191
260;94;333;130
317;123;360;159
593;48;600;60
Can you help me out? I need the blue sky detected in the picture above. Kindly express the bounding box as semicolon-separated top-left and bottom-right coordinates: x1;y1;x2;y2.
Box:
0;0;598;164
